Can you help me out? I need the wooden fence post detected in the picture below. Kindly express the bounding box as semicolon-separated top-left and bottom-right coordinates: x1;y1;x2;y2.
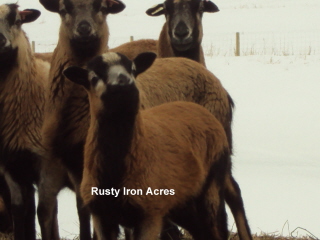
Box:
130;36;134;42
235;32;240;56
32;41;35;53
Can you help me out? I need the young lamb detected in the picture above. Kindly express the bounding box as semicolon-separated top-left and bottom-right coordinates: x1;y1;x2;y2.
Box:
64;51;230;240
0;4;50;240
37;0;126;239
111;0;219;66
0;175;12;233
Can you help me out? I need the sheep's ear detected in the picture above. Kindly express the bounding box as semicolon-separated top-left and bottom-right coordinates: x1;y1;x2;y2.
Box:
106;0;126;14
133;52;157;77
63;66;90;90
146;4;165;16
39;0;60;13
20;9;41;24
203;1;219;13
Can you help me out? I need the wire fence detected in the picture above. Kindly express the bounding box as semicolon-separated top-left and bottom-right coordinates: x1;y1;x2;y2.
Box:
32;30;320;57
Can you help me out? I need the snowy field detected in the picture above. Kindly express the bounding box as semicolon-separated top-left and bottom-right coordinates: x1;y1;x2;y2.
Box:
4;0;320;238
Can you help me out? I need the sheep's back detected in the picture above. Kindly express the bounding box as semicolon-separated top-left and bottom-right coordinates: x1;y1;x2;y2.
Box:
136;57;231;129
109;39;158;60
125;101;228;211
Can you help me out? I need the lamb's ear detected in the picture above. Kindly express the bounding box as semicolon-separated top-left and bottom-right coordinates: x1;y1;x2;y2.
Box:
63;66;90;90
203;1;219;13
133;52;157;77
146;4;165;16
106;0;126;14
39;0;60;13
20;9;41;24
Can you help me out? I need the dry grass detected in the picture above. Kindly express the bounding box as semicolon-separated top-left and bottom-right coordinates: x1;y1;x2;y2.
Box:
0;230;318;240
0;232;13;240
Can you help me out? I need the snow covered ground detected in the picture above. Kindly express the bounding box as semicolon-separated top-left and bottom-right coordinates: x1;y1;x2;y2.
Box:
5;0;320;238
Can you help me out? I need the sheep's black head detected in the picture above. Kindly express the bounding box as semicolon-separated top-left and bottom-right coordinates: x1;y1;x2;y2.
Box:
147;0;219;52
39;0;125;59
0;4;40;55
63;52;156;98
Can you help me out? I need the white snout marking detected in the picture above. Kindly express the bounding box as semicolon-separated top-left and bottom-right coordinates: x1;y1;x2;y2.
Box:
108;65;133;86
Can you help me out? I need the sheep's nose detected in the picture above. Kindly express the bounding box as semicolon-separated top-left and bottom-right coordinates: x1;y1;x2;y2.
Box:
174;21;190;39
118;74;131;85
0;34;7;49
77;21;92;37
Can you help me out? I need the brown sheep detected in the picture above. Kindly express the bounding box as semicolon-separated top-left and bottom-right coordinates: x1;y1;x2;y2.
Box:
63;52;230;240
0;4;49;240
37;0;126;239
110;0;219;67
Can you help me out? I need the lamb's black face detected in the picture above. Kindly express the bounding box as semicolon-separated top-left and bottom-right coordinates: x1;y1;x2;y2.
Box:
87;53;135;95
64;52;156;98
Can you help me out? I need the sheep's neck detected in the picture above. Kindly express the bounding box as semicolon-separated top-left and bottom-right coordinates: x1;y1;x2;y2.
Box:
0;36;43;152
94;86;140;190
172;45;204;65
48;28;108;104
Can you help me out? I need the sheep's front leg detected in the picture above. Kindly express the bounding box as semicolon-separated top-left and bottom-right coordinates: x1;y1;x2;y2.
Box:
134;215;163;240
92;214;119;240
37;157;67;240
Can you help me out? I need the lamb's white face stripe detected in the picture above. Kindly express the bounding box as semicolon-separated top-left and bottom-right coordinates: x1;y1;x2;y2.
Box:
95;79;106;96
108;65;134;86
89;70;106;97
102;52;121;65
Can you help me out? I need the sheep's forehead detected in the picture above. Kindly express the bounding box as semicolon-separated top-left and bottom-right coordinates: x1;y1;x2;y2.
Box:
102;52;122;65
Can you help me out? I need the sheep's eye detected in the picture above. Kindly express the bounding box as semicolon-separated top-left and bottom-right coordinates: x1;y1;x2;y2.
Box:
91;77;99;86
15;19;21;26
100;7;108;15
59;9;67;16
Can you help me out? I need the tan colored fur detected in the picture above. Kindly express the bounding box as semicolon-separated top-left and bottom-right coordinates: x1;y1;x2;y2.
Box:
0;29;49;156
137;57;230;129
34;52;53;62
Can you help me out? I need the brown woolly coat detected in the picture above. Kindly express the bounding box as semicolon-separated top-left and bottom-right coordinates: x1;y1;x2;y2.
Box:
34;52;53;62
81;101;228;214
41;23;109;155
137;57;231;130
0;31;49;158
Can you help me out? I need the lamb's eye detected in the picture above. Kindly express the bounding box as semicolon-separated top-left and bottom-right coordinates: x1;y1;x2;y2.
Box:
100;7;108;15
91;77;99;86
59;9;67;16
15;19;21;26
